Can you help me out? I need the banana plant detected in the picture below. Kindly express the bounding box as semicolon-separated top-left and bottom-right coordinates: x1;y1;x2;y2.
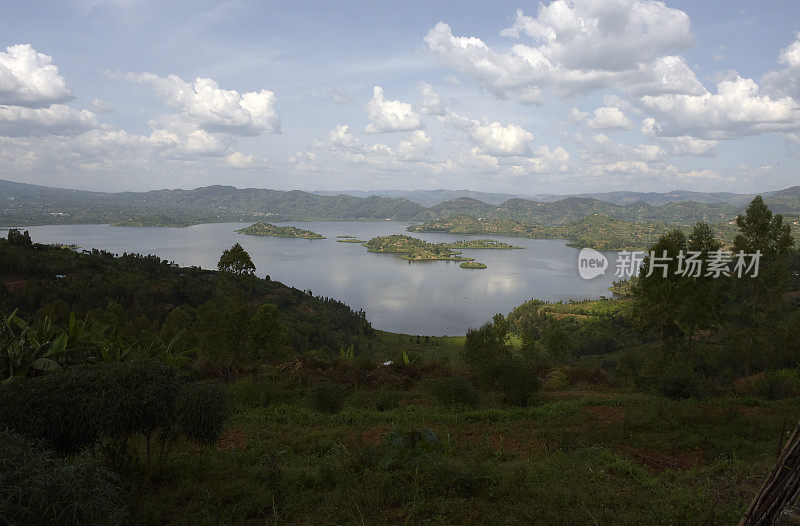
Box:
1;310;68;383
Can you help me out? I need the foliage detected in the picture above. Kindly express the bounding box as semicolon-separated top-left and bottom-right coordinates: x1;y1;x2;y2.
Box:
656;366;706;400
217;243;256;275
0;431;124;526
307;381;348;413
426;376;479;407
175;380;232;446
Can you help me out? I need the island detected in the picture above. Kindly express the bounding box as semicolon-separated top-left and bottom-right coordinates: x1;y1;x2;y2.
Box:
359;234;520;265
460;261;487;269
363;235;473;262
236;222;325;239
336;238;366;243
442;239;522;250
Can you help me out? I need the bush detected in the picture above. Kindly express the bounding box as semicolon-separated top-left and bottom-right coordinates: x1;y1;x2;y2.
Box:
426;376;479;407
307;381;348;413
0;431;124;525
752;369;800;400
492;359;540;406
374;388;403;411
0;360;180;454
657;367;705;400
176;380;232;446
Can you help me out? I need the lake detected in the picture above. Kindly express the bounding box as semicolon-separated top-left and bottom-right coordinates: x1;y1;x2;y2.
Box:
17;222;623;335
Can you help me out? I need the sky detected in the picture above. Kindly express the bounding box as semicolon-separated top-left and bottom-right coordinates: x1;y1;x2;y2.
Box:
1;0;800;195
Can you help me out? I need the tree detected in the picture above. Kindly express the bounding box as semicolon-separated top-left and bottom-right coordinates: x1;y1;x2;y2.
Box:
217;243;255;275
7;229;32;248
731;196;795;375
633;229;687;358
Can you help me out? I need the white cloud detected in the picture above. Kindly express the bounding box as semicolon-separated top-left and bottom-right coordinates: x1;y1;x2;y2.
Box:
128;72;280;136
0;44;73;108
417;82;447;116
365;86;422;133
642;76;800;139
587;106;633;130
90;98;115;113
762;31;800;102
397;130;433;161
468;119;534;156
0;104;97;137
424;2;702;104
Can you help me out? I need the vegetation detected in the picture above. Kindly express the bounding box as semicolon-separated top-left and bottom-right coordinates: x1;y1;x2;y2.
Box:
362;234;518;264
460;261;487;269
237;221;325;239
0;195;799;523
363;234;474;262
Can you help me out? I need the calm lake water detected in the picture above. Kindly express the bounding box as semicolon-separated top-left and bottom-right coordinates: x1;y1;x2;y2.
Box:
18;222;622;335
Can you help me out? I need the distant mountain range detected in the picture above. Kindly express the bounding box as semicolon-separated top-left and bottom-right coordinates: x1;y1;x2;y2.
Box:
1;178;798;228
312;188;767;206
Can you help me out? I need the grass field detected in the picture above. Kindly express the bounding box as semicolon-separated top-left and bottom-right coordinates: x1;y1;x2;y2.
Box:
131;350;797;525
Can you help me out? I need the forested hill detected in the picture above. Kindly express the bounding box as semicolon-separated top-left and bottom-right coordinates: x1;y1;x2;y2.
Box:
2;178;800;228
0;235;374;359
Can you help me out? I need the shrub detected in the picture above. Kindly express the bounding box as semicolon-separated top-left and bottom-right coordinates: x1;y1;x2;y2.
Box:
752;369;800;400
176;380;232;446
307;381;348;413
543;367;569;390
426;376;479;407
0;360;180;454
0;431;124;525
657;367;705;400
492;359;540;406
374;388;403;411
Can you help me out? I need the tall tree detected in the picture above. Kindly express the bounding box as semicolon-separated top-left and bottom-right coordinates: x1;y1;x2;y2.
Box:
633;229;687;358
731;196;795;375
217;243;256;276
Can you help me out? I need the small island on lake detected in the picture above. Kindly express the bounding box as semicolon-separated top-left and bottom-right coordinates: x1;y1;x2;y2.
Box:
460;261;487;269
237;222;325;239
360;234;516;266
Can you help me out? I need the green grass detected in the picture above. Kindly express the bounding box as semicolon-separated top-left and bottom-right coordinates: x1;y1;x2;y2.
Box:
131;371;795;525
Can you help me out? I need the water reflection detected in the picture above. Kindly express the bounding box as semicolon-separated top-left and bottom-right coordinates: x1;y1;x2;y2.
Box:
21;221;621;335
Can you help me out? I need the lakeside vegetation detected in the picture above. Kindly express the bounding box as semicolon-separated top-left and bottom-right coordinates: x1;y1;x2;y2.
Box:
236;221;325;239
0;195;799;523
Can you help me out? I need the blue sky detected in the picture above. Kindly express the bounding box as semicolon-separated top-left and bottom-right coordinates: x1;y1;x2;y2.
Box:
1;0;800;194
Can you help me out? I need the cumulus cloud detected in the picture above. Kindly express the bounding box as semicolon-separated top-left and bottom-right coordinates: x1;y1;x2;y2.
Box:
587;106;633;130
128;72;280;136
762;31;800;102
641;76;800;139
0;104;97;137
423;1;702;103
396;130;434;161
0;44;73;108
442;111;534;157
365;86;422;133
417;82;447;116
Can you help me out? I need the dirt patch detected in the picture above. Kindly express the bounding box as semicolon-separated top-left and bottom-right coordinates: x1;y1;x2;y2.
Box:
217;427;248;450
621;446;704;472
583;405;625;425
